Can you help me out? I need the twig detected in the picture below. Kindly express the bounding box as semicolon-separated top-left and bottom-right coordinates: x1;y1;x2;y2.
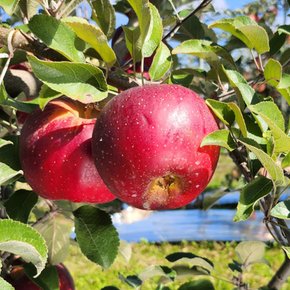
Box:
163;0;213;41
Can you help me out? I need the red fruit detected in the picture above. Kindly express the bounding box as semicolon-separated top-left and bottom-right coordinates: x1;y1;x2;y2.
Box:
19;98;115;203
10;264;75;290
92;84;220;210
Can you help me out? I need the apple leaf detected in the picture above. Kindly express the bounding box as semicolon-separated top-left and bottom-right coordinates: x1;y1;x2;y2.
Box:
205;99;235;126
123;26;142;63
91;0;116;39
240;139;285;187
0;0;20;15
34;213;72;265
4;190;38;223
227;102;248;137
249;102;290;154
24;264;59;290
0;219;48;276
138;265;174;283
119;240;132;263
235;241;267;267
201;129;236;151
38;84;62;110
234;176;273;222
28;15;85;63
0;278;14;290
271;201;290;219
172;39;235;67
264;59;282;87
209;16;269;54
28;55;108;103
223;68;267;132
0;84;37;113
119;274;143;287
73;205;119;269
172;264;209;277
0;138;12;149
178;280;215;290
277;74;290;105
282;152;290;168
127;0;163;57
63;17;116;66
149;42;172;81
278;25;290;36
0;162;22;186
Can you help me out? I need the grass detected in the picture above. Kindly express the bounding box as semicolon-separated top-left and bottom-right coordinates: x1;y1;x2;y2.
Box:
65;241;290;290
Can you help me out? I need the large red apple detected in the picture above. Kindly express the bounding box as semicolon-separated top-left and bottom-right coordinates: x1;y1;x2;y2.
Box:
92;84;220;210
19;98;115;203
9;264;74;290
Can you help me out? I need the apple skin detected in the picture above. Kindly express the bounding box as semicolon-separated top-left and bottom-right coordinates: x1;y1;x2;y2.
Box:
92;84;220;210
19;98;116;203
9;264;75;290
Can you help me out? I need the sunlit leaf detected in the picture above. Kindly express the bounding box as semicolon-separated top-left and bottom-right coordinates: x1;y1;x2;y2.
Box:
201;129;236;151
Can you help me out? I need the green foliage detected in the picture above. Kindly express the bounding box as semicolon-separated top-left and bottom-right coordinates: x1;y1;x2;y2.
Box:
0;219;48;276
0;0;290;288
73;205;119;269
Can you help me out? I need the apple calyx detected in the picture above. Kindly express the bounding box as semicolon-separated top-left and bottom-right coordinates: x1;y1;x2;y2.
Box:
144;174;184;209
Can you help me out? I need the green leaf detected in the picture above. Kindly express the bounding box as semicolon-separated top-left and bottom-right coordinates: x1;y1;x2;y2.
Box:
234;176;273;222
271;201;290;219
4;190;38;223
223;68;267;132
73;205;119;269
28;15;84;62
166;252;213;273
277;74;290;105
240;139;285;186
223;69;256;106
18;0;39;20
123;26;142;63
209;16;269;54
127;0;163;57
28;55;108;103
119;240;132;263
63;17;116;66
0;278;14;290
205;99;235;126
264;59;282;87
138;265;174;283
37;84;62;110
172;39;235;67
282;246;290;259
34;213;72;265
91;0;116;39
178;280;215;290
228;102;248;137
0;162;22;186
119;274;143;287
0;219;48;276
149;42;171;81
0;84;37;113
249;102;290;154
24;264;59;290
201;129;236;151
0;138;12;149
277;25;290;36
235;241;267;267
0;0;20;15
282;152;290;168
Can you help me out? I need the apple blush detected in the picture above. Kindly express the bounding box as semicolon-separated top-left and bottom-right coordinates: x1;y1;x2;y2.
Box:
92;84;220;210
19;98;115;203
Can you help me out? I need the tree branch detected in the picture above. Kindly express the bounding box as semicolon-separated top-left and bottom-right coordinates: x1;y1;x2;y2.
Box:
268;255;290;290
163;0;213;41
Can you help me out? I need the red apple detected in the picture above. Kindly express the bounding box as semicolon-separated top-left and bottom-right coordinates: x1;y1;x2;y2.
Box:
92;84;220;210
19;98;116;203
9;264;75;290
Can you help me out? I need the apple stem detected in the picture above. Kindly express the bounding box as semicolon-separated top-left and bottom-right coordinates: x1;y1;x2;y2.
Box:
141;56;145;86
